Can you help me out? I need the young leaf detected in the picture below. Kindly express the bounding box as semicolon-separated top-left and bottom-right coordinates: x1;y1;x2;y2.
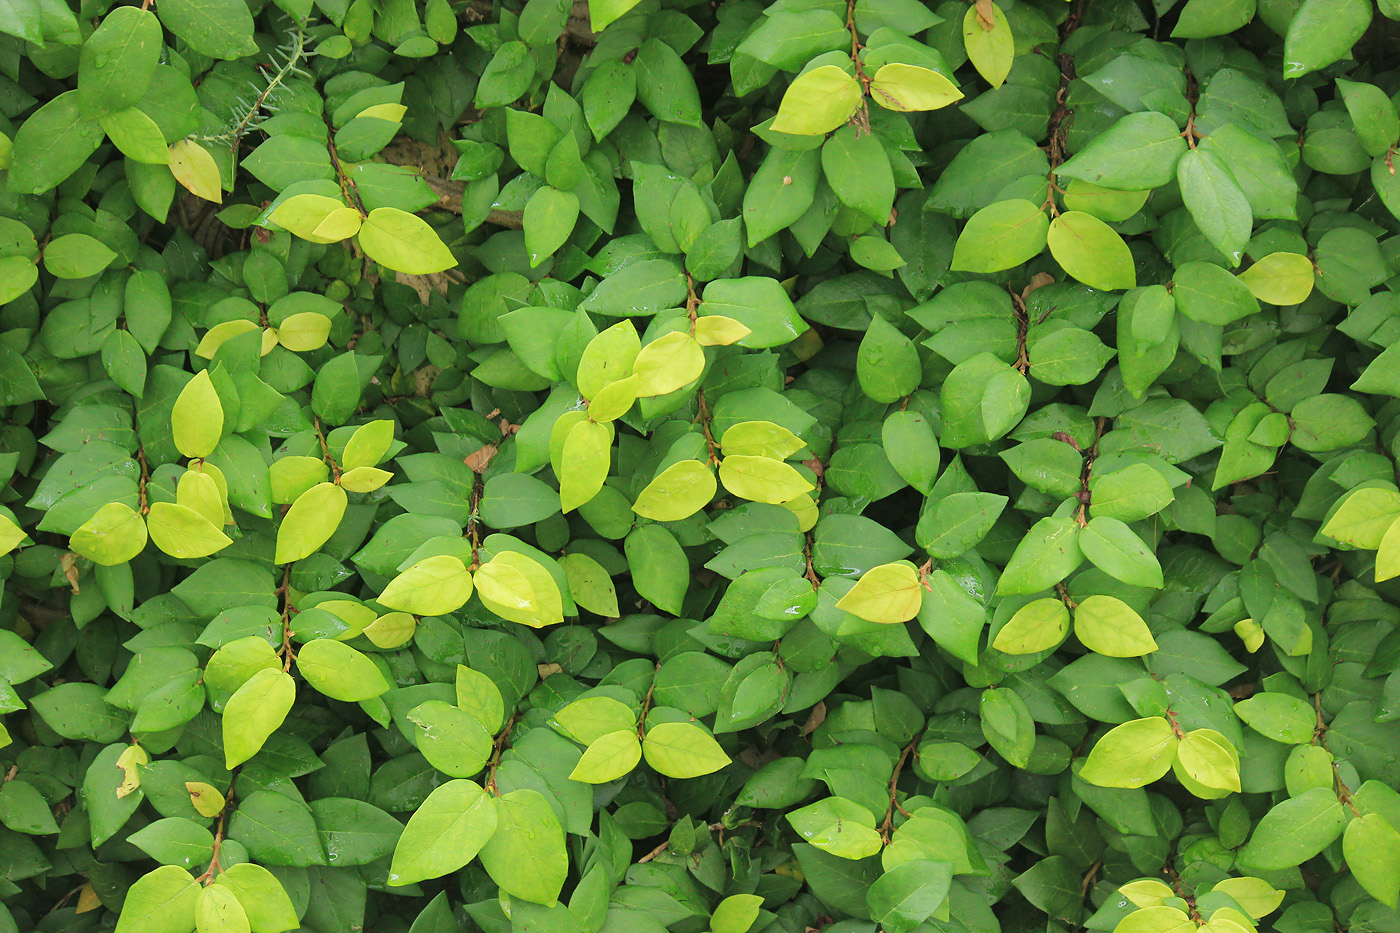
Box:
388;780;498;886
770;66;863;135
1078;717;1178;788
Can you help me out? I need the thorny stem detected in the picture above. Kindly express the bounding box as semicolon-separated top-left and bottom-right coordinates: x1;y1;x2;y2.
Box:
199;21;310;155
879;731;923;840
485;714;519;796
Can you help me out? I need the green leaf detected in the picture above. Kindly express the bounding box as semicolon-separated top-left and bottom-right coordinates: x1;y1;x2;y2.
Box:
297;639;389;702
8;91;104;195
1174;728;1241;793
1056;111;1186;190
408;700;492;777
275;482;347;564
1322;488;1400;548
479;789;568;905
823;125;896;223
1078;717;1177;788
1238;787;1347;869
1177;149;1252;266
388;780;498;886
996;515;1083;596
44;234;117;279
78;7;163;117
743;147;821;247
1337;79;1400;157
524;186;579;268
1079;517;1164;588
950;199;1049;273
642;721;731;778
157;0;259;59
1046;211;1136;290
857;314;920;403
1234;693;1319;744
771;66;863;135
114;866;200;933
358;208;455;274
867;859;953;933
222;668;295;769
1344;814;1400;908
1283;0;1371;77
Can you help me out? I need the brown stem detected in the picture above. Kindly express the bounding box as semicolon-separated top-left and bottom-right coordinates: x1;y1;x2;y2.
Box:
844;0;873;130
879;731;923;840
1010;288;1030;374
695;389;719;466
485;714;518;796
313;417;343;482
1074;417;1107;527
636;664;660;738
137;446;150;516
194;781;238;884
277;565;296;672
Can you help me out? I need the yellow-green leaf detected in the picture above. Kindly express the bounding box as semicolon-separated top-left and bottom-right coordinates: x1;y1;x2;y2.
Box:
269;456;329;505
114;866;201;933
172;370;224;459
362;611;416;649
456;665;507;733
275;482;347;564
834;561;923;624
718;454;813;504
222;667;295;769
1078;716;1178;788
586;372;639;422
269;194;353;243
553;695;637;744
388;779;498;886
276;312;333;352
147;501;232;559
634;331;705;396
297;638;389;702
475;550;564;628
196;877;250;933
1047;211;1136;291
558;552;620;617
176;470;224;529
719;420;804;459
569;730;642;783
770;65;863;136
642;721;731;778
693;315;752;346
195;320;261;359
991;597;1070;654
1174;728;1241;793
70;502;146;565
1073;594;1158;657
576;320;639;398
560;419;611;512
963;2;1014;89
339;466;393;492
1379;517;1400;582
186;782;225;818
633;460;716;522
869;63;964;112
357;207;455;274
169;139;222;203
1237;251;1315;305
378;554;474;616
342;420;395;469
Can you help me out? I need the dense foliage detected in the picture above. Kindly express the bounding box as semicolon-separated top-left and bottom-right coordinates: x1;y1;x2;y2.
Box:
3;0;1400;930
